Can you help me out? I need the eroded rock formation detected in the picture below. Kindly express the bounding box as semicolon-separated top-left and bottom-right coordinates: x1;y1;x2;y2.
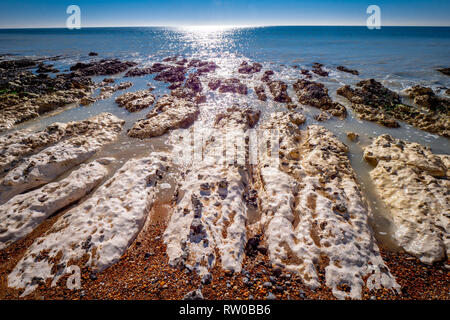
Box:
268;80;291;103
164;106;260;279
0;113;124;204
254;85;267;101
337;79;449;136
69;59;137;76
128;95;199;138
207;78;248;95
115;89;155;112
254;112;398;299
0;160;109;250
311;63;328;77
363;134;449;264
405;85;450;112
337;66;359;75
238;61;262;74
8;153;170;297
293;79;346;118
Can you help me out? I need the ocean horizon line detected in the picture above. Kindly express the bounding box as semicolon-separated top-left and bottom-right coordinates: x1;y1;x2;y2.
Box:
1;24;450;30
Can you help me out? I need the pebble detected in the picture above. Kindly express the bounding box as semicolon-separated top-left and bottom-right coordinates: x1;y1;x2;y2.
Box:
263;281;272;288
272;267;282;277
298;289;305;299
266;292;276;300
183;288;204;300
282;273;292;280
256;245;268;255
201;273;212;285
275;285;285;293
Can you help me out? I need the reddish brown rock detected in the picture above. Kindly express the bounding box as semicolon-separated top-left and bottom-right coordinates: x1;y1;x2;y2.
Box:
125;63;172;77
124;67;153;77
261;70;274;83
168;82;182;90
197;61;218;74
171;87;206;104
163;56;178;62
437;68;450;76
208;79;221;90
238;61;262;74
184;73;203;93
254;85;267;101
70;59;137;76
36;63;58;74
294;79;346;118
300;69;312;79
218;78;248;95
311;62;328;77
151;63;171;73
187;59;218;74
154;66;187;83
337;65;359;75
175;58;188;66
268;80;291;103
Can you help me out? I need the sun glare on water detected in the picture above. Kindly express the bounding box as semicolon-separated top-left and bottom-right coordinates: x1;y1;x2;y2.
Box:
178;25;250;33
175;25;245;53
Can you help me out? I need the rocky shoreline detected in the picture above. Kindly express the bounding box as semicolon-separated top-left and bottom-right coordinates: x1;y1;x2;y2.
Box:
0;54;448;300
337;79;449;137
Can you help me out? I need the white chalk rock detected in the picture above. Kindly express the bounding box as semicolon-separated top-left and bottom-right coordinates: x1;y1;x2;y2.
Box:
8;153;169;297
0;123;67;173
128;95;199;138
0;113;124;204
164;106;260;276
0;160;109;250
364;134;449;264
256;112;399;299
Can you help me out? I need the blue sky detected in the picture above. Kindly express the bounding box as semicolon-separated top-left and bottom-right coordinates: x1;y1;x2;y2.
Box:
0;0;449;28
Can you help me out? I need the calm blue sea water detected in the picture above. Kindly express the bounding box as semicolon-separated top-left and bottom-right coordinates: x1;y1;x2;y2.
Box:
0;26;449;84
